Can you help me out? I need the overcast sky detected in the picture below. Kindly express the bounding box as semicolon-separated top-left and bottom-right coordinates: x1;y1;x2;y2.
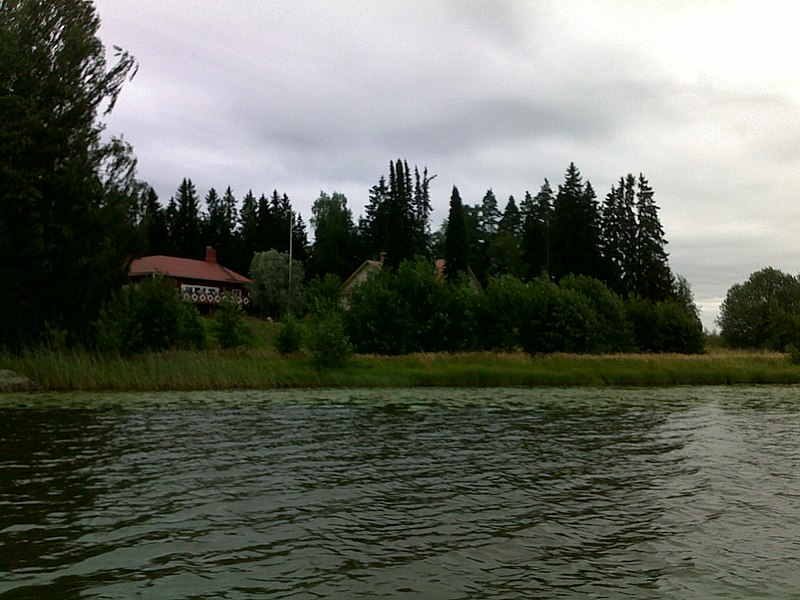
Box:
94;0;800;330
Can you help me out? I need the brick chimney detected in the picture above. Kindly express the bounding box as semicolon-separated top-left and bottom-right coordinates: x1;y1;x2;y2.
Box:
205;246;217;264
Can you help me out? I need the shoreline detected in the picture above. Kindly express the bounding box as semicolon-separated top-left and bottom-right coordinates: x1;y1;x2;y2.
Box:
2;349;798;392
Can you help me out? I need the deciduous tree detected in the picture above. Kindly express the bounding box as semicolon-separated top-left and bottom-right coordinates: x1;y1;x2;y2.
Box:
0;0;140;348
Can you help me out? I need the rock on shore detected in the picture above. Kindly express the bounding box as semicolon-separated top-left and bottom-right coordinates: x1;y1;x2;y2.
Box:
0;369;37;392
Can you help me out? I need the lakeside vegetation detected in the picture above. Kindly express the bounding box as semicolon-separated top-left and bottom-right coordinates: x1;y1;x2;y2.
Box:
4;345;799;393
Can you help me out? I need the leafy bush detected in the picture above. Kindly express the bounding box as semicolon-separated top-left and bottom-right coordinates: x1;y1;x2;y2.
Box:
275;313;303;355
560;274;633;352
307;310;352;368
212;293;251;349
94;275;206;355
625;296;704;354
519;279;599;354
306;274;344;313
476;275;530;351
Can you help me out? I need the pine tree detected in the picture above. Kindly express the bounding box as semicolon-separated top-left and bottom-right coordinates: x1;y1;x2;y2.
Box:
479;189;501;235
498;195;522;237
444;186;469;280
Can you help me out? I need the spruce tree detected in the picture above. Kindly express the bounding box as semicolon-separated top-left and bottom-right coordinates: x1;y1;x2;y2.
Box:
521;180;554;279
551;164;602;281
141;186;170;255
444;186;469;280
171;178;202;258
635;173;673;300
360;159;431;269
236;190;258;273
599;184;624;293
490;196;524;277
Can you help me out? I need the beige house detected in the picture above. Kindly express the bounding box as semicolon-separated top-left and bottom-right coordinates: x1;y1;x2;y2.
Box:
341;255;480;305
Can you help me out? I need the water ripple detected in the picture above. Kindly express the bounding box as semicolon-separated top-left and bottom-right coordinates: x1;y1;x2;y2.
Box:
2;386;800;597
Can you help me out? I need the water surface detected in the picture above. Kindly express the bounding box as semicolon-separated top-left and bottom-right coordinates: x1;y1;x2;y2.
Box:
2;387;800;598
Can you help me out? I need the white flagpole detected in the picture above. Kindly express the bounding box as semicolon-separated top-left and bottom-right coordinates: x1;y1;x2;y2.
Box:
287;211;293;316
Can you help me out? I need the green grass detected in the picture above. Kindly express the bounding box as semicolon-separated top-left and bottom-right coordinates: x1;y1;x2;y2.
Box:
3;347;800;392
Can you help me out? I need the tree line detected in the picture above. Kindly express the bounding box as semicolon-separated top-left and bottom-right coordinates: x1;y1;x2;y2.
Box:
140;159;675;305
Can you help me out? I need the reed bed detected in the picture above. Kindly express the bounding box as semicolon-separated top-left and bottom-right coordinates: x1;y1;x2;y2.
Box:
3;347;800;392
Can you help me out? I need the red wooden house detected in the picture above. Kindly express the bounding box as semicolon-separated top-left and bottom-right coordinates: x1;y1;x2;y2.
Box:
129;247;251;308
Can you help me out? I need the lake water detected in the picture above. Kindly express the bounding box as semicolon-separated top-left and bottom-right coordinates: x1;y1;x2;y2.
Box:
2;386;800;598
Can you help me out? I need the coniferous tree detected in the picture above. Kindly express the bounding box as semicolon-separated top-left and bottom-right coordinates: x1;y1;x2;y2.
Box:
140;186;170;255
236;190;258;273
444;186;469;280
490;196;524;277
521;180;554;279
600;183;625;293
203;186;224;247
551;163;602;281
291;213;310;266
412;165;435;257
479;189;501;235
218;186;239;265
171;178;202;258
360;159;431;269
600;174;646;296
635;173;673;300
498;195;522;237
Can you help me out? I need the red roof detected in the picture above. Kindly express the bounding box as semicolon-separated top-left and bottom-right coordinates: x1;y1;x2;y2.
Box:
129;255;251;284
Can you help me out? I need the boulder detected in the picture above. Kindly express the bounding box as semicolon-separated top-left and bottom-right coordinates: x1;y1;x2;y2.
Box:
0;369;37;392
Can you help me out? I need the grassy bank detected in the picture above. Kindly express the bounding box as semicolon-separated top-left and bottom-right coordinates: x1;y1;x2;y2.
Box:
2;348;799;392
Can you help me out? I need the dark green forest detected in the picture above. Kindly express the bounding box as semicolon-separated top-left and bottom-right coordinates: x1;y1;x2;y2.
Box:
1;0;705;354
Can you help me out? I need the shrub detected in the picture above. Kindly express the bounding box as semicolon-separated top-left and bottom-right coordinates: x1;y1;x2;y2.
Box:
212;293;251;349
306;274;343;313
519;279;599;354
307;310;352;368
560;275;633;352
94;275;205;355
625;296;704;354
476;275;529;351
275;313;303;355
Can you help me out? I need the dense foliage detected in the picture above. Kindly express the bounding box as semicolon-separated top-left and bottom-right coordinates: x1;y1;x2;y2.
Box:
94;276;205;355
1;0;140;349
341;260;703;356
249;250;305;318
211;293;250;349
718;267;800;351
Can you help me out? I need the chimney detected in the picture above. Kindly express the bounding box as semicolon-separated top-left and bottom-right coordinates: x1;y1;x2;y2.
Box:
205;246;217;264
